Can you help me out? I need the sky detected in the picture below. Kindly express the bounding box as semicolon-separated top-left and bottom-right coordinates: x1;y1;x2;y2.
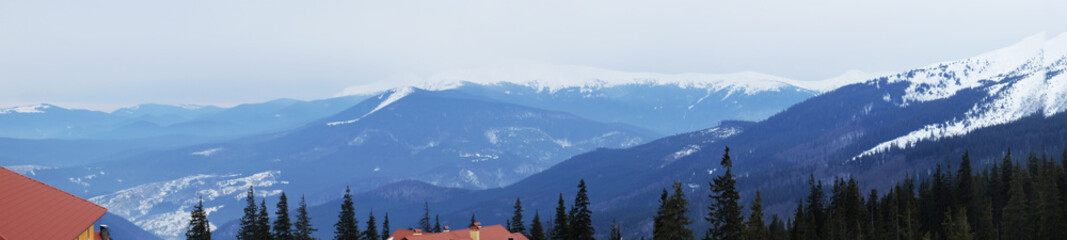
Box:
2;0;1065;111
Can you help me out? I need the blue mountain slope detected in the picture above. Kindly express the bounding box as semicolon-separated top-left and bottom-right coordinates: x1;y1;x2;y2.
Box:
32;89;656;239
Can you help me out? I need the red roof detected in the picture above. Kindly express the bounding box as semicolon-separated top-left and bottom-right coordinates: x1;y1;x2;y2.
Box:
0;167;108;240
390;225;528;240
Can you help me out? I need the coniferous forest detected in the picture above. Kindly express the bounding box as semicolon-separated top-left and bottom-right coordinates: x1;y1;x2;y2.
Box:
188;147;1067;240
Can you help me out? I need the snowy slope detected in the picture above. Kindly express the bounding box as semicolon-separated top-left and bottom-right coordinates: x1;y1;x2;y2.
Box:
856;32;1067;159
338;63;875;97
89;171;286;240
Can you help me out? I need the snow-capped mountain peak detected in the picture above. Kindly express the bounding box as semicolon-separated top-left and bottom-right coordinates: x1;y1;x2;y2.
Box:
0;103;53;114
337;63;877;98
855;32;1067;159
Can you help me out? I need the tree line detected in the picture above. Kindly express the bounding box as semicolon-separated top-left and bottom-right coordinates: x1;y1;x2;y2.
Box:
651;147;1067;240
185;179;598;240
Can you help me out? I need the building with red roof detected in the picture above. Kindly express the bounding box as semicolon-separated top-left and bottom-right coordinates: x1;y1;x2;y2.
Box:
389;222;528;240
0;166;110;240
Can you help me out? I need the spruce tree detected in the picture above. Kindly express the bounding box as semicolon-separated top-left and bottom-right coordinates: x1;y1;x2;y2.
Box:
274;193;293;240
804;174;825;240
238;186;258;240
706;146;743;240
293;195;317;240
433;215;442;233
956;151;977;232
381;213;390;240
609;219;622;240
569;179;595;240
742;191;767;240
530;211;547;240
653;189;669;239
364;211;379;240
334;186;360;240
186;198;211;240
256;199;272;240
942;208;973;240
419;202;432;232
470;213;477;227
1002;165;1029;240
551;194;569;240
656;182;693;240
511;197;527;235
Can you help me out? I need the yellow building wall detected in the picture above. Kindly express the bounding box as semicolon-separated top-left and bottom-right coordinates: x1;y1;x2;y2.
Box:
74;224;94;240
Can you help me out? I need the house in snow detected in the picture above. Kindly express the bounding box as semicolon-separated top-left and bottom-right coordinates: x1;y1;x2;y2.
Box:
0;167;111;240
388;222;528;240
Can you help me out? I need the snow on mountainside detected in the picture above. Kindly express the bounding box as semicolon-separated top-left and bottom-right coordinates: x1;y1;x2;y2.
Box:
337;63;874;97
856;32;1067;159
89;171;286;240
0;104;52;114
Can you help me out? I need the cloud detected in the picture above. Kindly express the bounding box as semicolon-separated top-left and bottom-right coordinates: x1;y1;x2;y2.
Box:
1;0;1064;110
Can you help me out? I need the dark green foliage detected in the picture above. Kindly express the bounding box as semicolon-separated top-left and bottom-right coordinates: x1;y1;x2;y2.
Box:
381;213;390;240
433;215;442;233
511;198;527;235
334;186;360;240
419;202;431;232
705;146;743;240
256;200;272;240
767;215;787;240
274;193;292;240
237;187;258;240
293;196;317;240
569;179;595;240
551;194;569;240
942;208;973;240
364;211;379;240
470;213;477;228
185;198;211;240
742;191;766;240
530;211;547;240
655;182;693;240
777;150;1067;240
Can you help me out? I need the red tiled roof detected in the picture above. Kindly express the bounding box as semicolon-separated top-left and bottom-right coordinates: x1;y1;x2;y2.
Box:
0;167;107;240
390;225;528;240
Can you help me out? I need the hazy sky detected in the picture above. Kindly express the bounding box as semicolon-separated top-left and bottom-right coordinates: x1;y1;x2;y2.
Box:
2;0;1065;111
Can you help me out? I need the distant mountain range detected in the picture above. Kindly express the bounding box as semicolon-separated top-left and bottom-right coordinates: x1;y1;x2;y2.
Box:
200;32;1067;239
13;33;1065;240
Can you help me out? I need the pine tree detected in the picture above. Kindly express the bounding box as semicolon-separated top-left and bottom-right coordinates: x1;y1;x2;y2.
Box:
569;179;595;240
742;191;767;240
238;186;258;240
1002;165;1029;240
551;194;569;240
956;151;978;233
804;174;825;240
706;146;743;240
530;211;547;240
381;213;390;240
419;202;432;232
274;193;293;240
609;219;622;240
470;213;477;227
364;211;379;240
186;198;211;240
256;199;272;240
433;215;442;233
942;208;973;240
656;182;693;240
654;189;669;239
334;186;360;240
293;196;317;240
511;197;527;235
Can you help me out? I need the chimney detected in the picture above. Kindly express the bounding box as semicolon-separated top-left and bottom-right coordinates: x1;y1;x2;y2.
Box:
443;226;450;232
99;225;111;240
469;223;481;240
414;229;423;236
